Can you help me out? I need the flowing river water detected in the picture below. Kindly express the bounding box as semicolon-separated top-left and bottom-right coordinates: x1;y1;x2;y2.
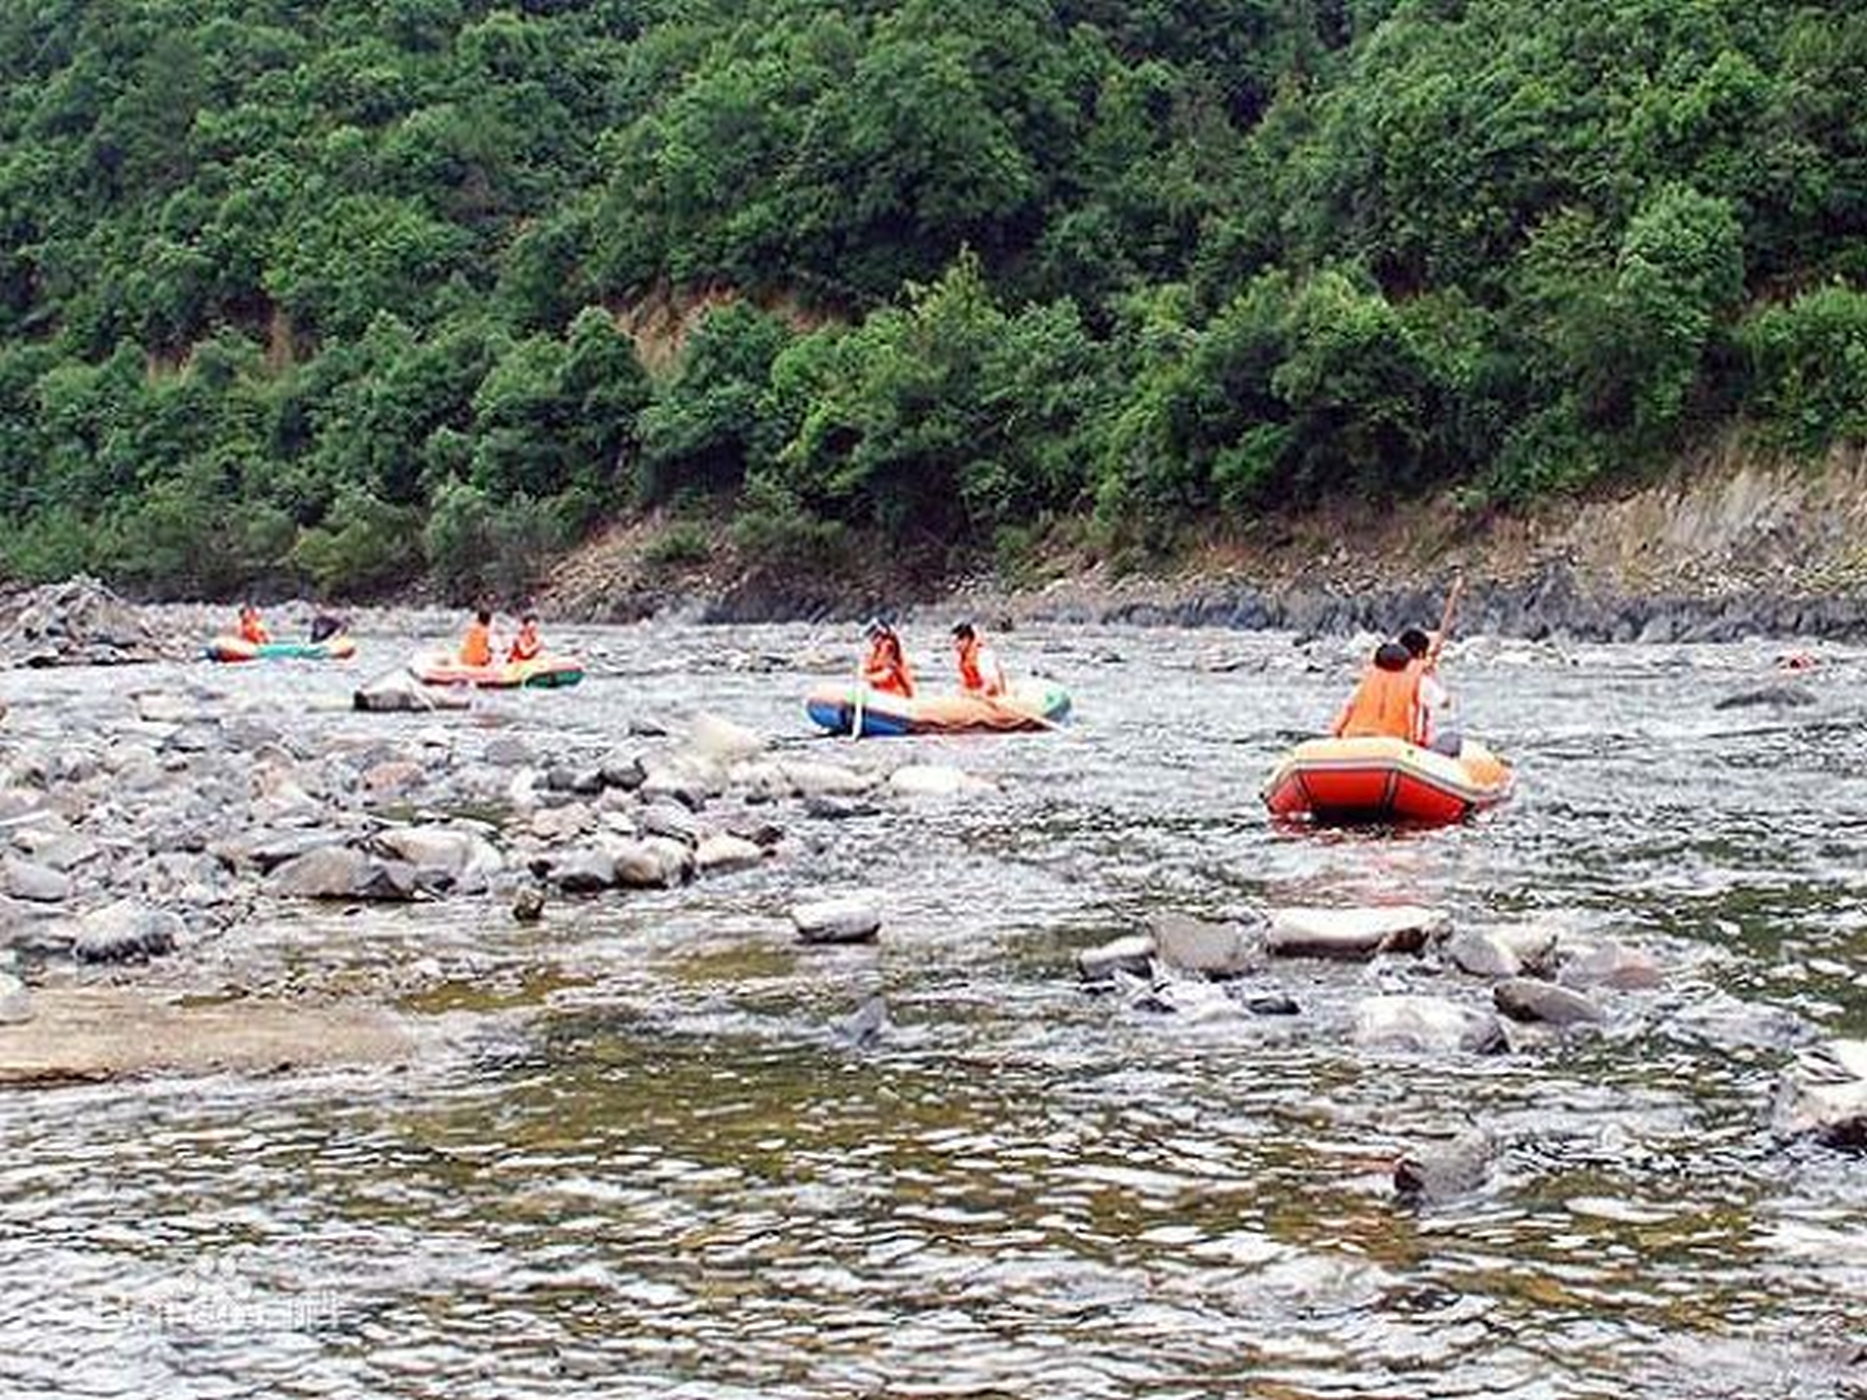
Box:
1;619;1863;1398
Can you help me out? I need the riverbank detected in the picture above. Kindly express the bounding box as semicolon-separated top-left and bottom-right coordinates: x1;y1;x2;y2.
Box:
537;441;1867;642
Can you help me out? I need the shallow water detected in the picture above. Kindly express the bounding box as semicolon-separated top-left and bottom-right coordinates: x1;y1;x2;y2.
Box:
1;621;1864;1398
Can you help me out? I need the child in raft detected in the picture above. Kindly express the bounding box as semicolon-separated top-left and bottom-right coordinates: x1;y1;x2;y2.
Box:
861;619;915;698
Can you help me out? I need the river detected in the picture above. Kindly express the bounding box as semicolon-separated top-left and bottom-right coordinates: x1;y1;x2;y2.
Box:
1;618;1863;1397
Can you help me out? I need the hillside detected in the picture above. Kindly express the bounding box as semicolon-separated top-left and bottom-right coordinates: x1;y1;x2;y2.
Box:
0;0;1862;603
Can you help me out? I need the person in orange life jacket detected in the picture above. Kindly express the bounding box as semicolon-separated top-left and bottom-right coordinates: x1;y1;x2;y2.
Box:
861;619;915;698
508;614;543;663
1399;625;1461;756
951;621;1006;696
237;604;270;646
1330;640;1422;742
459;608;494;667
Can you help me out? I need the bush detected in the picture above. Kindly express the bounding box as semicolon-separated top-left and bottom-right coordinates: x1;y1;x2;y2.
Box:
1739;284;1867;452
291;490;427;597
642;521;713;569
422;477;570;602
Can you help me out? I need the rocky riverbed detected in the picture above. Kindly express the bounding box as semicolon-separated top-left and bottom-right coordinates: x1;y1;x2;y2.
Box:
0;591;1863;1397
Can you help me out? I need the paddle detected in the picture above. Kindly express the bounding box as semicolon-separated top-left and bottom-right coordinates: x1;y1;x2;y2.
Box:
1431;569;1465;663
848;652;867;741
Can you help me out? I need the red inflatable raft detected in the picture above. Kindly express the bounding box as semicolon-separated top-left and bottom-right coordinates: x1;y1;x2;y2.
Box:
1263;736;1513;826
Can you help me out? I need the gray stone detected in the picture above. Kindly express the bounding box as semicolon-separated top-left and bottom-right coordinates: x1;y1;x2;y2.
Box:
1713;683;1817;711
1446;928;1523;979
1771;1040;1867;1148
549;849;616;894
793;896;882;945
781;760;876;798
689;712;766;762
531;803;594;843
888;764;991;798
612;837;694;889
73;900;183;963
2;857;72;904
598;751;647;791
269;846;417;901
511;886;546;922
1558;939;1663;990
1495;978;1603;1026
226;830;349;873
1149;912;1264;977
482;736;536;768
1077;934;1157;983
1242;991;1301;1016
803;794;881;820
353;670;468;713
1353;995;1505;1054
640;800;702;846
371;827;504;890
834;996;892;1048
1394;1128;1495;1201
695;833;765;874
1269;906;1446;960
0;971;31;1025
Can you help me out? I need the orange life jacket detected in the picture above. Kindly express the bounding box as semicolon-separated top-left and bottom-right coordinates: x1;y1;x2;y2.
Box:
863;638;915;698
238;616;270;645
1333;664;1421;742
460;622;493;667
956;636;1004;696
508;626;542;663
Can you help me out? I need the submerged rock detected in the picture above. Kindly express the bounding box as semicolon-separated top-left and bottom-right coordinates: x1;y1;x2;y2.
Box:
1077;933;1157;983
511;885;546;922
1394;1127;1495;1201
793;896;882;945
0;972;31;1025
1494;978;1604;1026
1772;1040;1867;1149
1558;939;1663;990
1149;912;1264;977
1269;906;1446;960
1353;995;1505;1054
1713;683;1817;711
834;995;892;1048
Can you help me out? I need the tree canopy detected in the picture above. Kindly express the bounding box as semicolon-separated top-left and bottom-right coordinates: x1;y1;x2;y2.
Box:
0;0;1861;596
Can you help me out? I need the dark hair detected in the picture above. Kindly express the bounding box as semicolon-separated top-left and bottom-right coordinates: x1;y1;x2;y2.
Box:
476;608;492;625
1374;641;1411;671
951;621;975;640
1398;627;1430;658
522;613;538;625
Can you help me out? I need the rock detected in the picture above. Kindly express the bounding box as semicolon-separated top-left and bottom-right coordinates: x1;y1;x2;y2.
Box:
1353;995;1506;1054
781;760;876;798
269;846;417;902
1772;1040;1867;1148
0;576;161;667
696;833;765;874
1714;683;1817;711
793;896;882;945
530;803;594;843
1;857;72;904
610;837;694;889
1268;906;1446;960
371;827;504;888
1241;991;1301;1016
1494;978;1604;1026
548;848;616;894
353;670;468;713
226;830;349;874
1148;912;1264;977
803;794;881;821
1394;1127;1495;1201
511;885;546;922
135;693;195;724
640;757;719;809
834;995;892;1048
73;900;183;963
1558;939;1663;990
689;712;766;762
1446;927;1523;979
0;972;31;1025
639;800;702;846
361;759;425;795
1491;924;1561;977
1077;933;1157;983
727;819;785;849
597;750;647;790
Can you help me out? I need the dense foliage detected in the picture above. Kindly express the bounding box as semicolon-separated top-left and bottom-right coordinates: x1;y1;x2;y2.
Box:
1;0;1862;597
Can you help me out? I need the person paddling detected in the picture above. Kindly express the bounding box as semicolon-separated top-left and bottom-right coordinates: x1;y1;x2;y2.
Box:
1399;627;1460;756
1330;640;1422;741
508;613;543;664
237;604;270;646
459;608;495;667
861;619;915;698
951;621;1007;697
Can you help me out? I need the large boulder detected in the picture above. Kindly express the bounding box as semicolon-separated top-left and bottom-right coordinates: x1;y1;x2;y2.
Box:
1269;906;1446;960
1353;995;1505;1054
792;896;882;945
1149;912;1264;977
352;670;469;714
610;837;694;889
695;833;766;875
546;848;616;894
371;827;504;890
0;576;161;667
1772;1040;1867;1149
269;846;417;901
